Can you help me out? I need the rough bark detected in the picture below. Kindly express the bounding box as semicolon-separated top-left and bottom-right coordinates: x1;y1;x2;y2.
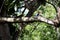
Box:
0;23;11;40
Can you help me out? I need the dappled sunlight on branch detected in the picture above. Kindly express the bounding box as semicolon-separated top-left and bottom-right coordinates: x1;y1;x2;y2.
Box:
0;16;54;25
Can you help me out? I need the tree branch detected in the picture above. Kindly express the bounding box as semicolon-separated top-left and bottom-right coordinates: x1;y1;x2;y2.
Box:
0;16;54;25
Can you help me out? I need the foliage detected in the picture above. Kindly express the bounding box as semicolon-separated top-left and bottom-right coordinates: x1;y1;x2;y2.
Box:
18;2;57;40
1;0;60;40
19;22;57;40
34;3;56;19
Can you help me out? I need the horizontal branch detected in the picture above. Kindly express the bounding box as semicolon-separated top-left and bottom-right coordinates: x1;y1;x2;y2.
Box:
0;16;54;25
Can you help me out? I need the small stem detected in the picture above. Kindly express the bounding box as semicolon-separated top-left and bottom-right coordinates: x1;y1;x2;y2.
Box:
56;27;60;40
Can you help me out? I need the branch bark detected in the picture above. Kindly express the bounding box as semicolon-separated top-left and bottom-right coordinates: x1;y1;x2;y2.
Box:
0;16;55;25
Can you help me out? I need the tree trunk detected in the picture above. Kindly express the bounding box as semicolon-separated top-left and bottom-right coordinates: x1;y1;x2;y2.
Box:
0;23;11;40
